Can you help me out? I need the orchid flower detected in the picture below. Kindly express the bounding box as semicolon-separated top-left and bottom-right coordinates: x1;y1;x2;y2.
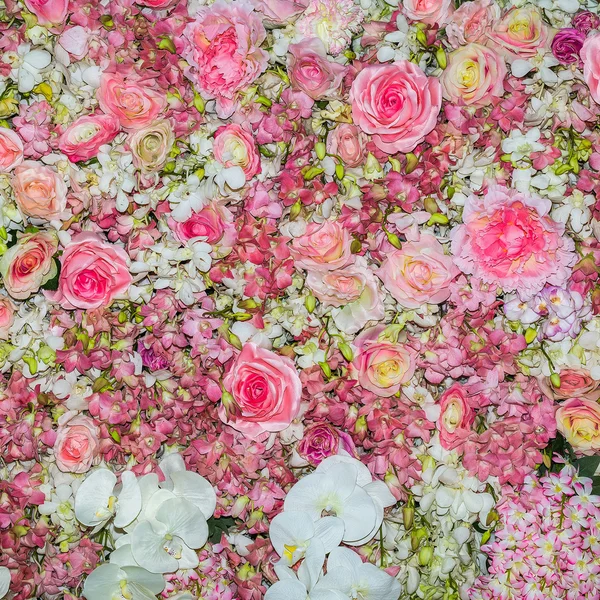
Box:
0;567;10;599
82;563;164;600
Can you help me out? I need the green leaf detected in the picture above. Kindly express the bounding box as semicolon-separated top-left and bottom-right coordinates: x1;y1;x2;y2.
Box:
575;455;600;478
41;259;61;292
591;476;600;496
207;516;236;544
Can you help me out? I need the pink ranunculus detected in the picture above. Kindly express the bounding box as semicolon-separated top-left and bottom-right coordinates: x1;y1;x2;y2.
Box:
377;233;458;309
0;231;58;300
446;0;499;48
305;257;385;334
437;384;475;449
539;368;600;402
297;423;357;466
402;0;453;26
182;0;269;119
97;73;166;130
54;413;100;473
487;6;552;62
24;0;69;25
220;342;302;437
0;128;23;172
12;161;67;221
349;60;442;154
556;397;600;456
441;43;507;107
0;296;16;339
58;114;120;163
326;123;367;168
288;38;347;100
582;34;600;105
350;325;416;397
50;233;132;310
290;220;353;272
450;186;576;301
213;124;261;180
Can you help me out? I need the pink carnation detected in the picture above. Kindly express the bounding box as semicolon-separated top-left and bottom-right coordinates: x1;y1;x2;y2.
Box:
450;186;576;300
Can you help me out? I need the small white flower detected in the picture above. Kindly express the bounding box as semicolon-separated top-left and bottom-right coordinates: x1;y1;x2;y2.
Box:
501;128;545;162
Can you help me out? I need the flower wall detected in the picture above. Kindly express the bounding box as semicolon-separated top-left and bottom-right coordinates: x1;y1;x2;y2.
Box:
1;0;600;599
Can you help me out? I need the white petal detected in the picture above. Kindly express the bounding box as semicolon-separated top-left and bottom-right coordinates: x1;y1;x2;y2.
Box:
170;471;216;519
131;521;178;574
339;488;378;544
223;166;246;190
435;486;455;509
462;490;484;514
109;544;137;568
264;580;307;600
270;511;315;559
358;562;401;600
313;517;344;554
326;547;362;572
174;539;200;570
75;469;117;527
297;538;325;591
115;471;142;528
511;59;533;78
123;567;165;595
24;49;51;69
158;453;186;490
17;67;35;93
316;456;372;488
83;564;122;600
156;497;208;549
0;567;10;599
363;480;395;509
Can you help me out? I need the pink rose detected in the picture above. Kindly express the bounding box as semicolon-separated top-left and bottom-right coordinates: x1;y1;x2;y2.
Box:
0;128;23;172
582;34;600;105
378;233;458;309
135;0;179;8
350;325;416;397
251;0;308;25
290;220;353;272
437;385;475;450
50;233;132;310
129;120;174;173
13;161;67;221
446;0;499;48
0;231;58;300
182;1;269;119
297;423;357;467
450;186;576;300
288;38;347;100
539;368;600;402
305;257;384;334
54;413;100;473
327;123;367;168
0;296;16;339
349;61;442;154
220;343;302;437
24;0;69;25
556;397;600;456
402;0;453;26
441;43;507;107
487;6;552;62
58;114;120;163
97;73;166;130
213;124;261;180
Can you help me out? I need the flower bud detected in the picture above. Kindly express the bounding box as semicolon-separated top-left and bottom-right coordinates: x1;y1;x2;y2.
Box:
338;341;354;362
289;199;302;221
319;361;332;379
305;293;316;313
550;373;561;389
351;239;362;254
386;231;402;249
315;142;326;160
525;327;537;344
157;36;176;53
403;505;414;530
418;545;433;566
435;47;447;69
423;197;439;214
405;152;419;174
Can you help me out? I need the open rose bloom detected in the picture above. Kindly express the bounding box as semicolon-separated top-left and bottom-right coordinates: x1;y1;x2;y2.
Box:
4;2;600;600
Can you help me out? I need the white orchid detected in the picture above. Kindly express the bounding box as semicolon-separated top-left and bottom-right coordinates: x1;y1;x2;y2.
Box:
82;563;164;600
14;44;52;93
0;567;10;599
501;128;545;163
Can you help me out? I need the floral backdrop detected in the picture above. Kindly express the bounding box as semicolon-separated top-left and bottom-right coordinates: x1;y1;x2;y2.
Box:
2;0;600;599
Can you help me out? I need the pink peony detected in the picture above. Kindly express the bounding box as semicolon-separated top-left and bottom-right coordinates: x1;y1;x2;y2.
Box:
59;114;120;163
377;233;458;309
0;128;23;172
349;60;442;154
182;0;269;119
24;0;69;25
450;186;576;300
54;413;100;473
49;233;132;310
446;0;499;48
251;0;308;25
220;343;302;437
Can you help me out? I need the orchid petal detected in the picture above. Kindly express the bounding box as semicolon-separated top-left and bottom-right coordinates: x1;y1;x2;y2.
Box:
270;511;315;560
156;497;208;549
313;517;344;554
75;469;117;527
131;521;178;574
115;471;142;528
0;567;10;599
264;580;307;600
170;470;216;519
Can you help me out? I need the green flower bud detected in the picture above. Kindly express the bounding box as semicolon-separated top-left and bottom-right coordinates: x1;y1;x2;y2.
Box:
339;342;354;362
418;545;434;566
315;142;327;160
550;373;561;389
335;162;345;180
289;199;302;221
436;47;447;69
405;152;419;174
524;327;537;344
305;294;316;313
319;361;332;379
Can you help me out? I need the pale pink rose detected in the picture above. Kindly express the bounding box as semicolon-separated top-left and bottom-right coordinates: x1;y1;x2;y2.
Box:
297;423;357;467
54;413;100;473
450;186;576;300
0;231;58;300
50;233;132;310
487;6;553;62
129;120;174;173
446;0;500;48
349;61;442;154
12;161;67;221
437;385;475;450
213;124;261;179
182;1;269;119
305;257;384;334
402;0;453;26
0;296;16;340
290;220;353;272
441;43;507;107
539;368;600;402
582;34;600;105
251;0;308;25
350;325;415;397
0;128;23;172
58;26;90;60
97;73;166;130
288;38;347;100
220;342;302;437
327;124;367;168
378;233;458;309
556;397;600;456
58;114;120;163
24;0;69;25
